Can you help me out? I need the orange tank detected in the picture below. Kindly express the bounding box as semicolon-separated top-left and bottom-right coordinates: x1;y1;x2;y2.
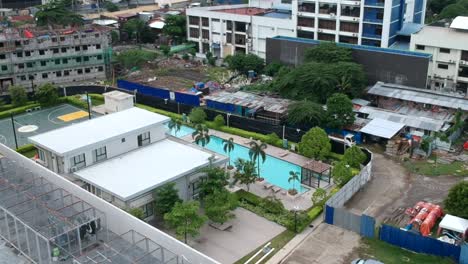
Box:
420;205;443;236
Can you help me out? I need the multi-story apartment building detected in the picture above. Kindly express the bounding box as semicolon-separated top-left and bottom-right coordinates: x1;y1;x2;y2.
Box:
0;24;111;94
0;0;42;9
186;0;425;58
410;16;468;94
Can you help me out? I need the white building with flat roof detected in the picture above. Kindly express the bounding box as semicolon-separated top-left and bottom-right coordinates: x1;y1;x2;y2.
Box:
410;16;468;94
29;107;227;221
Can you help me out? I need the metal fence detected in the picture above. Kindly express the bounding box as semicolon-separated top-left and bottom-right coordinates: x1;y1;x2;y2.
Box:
325;206;376;238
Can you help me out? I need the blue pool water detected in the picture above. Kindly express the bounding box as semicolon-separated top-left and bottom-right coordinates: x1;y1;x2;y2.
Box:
167;125;306;193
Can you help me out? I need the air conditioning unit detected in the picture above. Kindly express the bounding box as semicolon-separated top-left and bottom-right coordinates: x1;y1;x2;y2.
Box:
70;166;78;173
318;29;323;32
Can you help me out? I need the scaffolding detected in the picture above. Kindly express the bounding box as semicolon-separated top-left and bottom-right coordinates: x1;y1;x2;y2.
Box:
0;156;189;264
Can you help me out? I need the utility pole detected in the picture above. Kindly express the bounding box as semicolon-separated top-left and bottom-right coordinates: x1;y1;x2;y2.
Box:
86;92;92;119
10;113;18;149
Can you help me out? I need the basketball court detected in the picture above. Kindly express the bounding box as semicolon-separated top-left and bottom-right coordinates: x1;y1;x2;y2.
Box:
0;104;99;149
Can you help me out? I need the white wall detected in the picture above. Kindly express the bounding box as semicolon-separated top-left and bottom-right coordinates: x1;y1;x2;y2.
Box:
0;144;221;264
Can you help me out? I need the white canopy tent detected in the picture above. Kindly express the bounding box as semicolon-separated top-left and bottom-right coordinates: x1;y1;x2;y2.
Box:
439;214;468;234
359;118;405;139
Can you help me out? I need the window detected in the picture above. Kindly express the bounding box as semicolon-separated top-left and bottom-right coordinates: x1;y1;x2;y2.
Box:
96;44;101;49
98;66;104;72
26;62;33;68
74;35;79;39
93;146;107;162
97;55;102;60
137;132;150;147
77;69;83;74
53;48;59;54
85;68;91;73
25;51;31;57
70;153;86;170
438;64;449;69
82;45;88;51
64;70;70;76
63;58;68;64
56;71;62;77
1;65;7;71
189;28;200;38
38;149;46;162
52;37;57;42
202;17;209;27
19;75;26;81
0;42;3;47
121;138;126;143
140;202;154;219
76;57;82;63
15;41;21;47
95;33;100;38
61;47;67;53
0;54;5;59
439;48;450;54
18;63;24;69
60;36;65;41
39;50;45;55
40;61;46;67
42;73;48;79
75;46;81;52
84;56;89;62
16;52;23;58
416;44;425;50
55;59;60;65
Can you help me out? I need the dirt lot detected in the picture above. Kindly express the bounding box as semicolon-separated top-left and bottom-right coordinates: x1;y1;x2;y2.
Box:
282;224;361;264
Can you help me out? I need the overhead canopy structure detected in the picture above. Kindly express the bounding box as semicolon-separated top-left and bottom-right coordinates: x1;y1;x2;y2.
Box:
360;118;404;139
450;16;468;30
439;214;468;234
149;20;165;29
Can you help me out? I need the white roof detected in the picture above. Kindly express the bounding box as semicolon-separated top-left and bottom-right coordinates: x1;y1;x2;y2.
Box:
149;20;165;29
92;19;118;26
103;90;134;100
360;118;404;139
74;139;216;201
29;107;169;155
439;214;468;233
450;16;468;30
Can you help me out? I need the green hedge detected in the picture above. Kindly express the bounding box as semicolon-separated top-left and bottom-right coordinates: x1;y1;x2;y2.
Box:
136;104;183;120
0;103;41;119
16;144;35;154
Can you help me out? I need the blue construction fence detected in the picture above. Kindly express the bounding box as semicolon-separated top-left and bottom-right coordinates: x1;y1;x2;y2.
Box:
117;80;200;106
324;205;376;238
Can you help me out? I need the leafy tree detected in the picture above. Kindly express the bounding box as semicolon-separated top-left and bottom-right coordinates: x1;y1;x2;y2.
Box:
332;161;353;187
162;15;187;44
444;181;468;219
160;45;171;57
304;42;353;63
199;167;229;197
248;140;267;177
104;1;120;11
438;3;468;19
182;53;190;60
168;118;182;136
213;114;225;127
189;107;207;124
192;124;210;147
311;188;327;206
140;26;157;43
110;31;119;44
298;127;331;160
288;171;300;194
330;62;367;98
225;53;265;75
264;62;285;77
204;189;238;224
343;146;366;168
222;137;235;166
123;19;146;43
116;49;157;69
326;93;355;129
206;52;216;66
128;207;145;220
36;0;83;26
8;85;28;106
153;182;182;216
164;201;207;243
233;158;258;191
287;100;325;127
429;0;457;14
36;83;59;106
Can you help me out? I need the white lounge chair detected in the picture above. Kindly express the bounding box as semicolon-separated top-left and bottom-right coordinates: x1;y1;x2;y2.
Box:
263;183;273;189
272;186;281;193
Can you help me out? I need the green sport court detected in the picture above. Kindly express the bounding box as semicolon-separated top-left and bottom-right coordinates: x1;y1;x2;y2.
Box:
0;104;98;149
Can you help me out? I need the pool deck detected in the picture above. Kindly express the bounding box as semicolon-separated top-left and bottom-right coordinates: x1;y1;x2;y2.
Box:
181;128;334;211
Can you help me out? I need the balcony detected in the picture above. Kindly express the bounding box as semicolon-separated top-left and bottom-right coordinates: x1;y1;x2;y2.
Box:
362;33;382;39
319;4;337;15
298;17;315;27
299;3;316;13
341;6;360;17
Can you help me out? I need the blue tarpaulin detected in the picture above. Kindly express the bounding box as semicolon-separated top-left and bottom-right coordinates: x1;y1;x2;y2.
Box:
117;80;170;99
174;92;200;106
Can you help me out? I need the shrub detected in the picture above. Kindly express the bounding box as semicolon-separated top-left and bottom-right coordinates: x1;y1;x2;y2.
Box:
0;103;41;119
9;85;28;106
311;188;327;207
235;190;262;206
36;83;60;106
265;132;281;145
16;144;36;154
189;107;207;124
127;207;145;220
307;206;323;220
182;53;190;60
260;196;285;214
343;146;366;168
213;114;225;127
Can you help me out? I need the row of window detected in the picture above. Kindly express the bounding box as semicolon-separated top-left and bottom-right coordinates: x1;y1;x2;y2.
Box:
15;66;104;81
12;55;104;71
0;33;103;48
0;44;102;60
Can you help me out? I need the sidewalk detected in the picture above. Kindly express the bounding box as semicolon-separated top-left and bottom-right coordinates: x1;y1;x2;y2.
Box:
265;215;324;264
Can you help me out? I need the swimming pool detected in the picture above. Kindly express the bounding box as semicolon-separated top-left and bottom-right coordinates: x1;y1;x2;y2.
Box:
166;124;306;193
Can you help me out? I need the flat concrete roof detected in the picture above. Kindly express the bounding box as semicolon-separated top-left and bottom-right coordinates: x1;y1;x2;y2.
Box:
29;107;169;155
74;138;217;201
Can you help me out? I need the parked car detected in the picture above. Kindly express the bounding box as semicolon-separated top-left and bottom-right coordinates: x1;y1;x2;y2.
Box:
352;259;384;264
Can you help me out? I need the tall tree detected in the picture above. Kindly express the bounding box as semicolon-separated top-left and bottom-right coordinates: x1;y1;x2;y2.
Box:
444;181;468;219
153;182;182;217
164;201;207;243
224;53;265;75
326;93;355;129
287;100;326;127
204;189;238;224
343;146;367;168
288;171;300;194
36;83;59;106
233;158;258;191
332;161;353;187
162;15;187;44
304;42;353;63
192;124;210;147
168;118;182;136
248;140;267;177
123;19;146;43
36;0;83;26
298;127;331;160
199;167;229;197
8;85;28;106
222;138;235;167
189;107;207;124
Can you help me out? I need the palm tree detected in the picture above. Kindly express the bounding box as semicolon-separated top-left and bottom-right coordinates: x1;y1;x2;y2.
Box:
168;118;182;137
192;124;210;147
248;140;267;177
233;158;258;191
288;171;300;194
336;76;351;92
222;138;235;167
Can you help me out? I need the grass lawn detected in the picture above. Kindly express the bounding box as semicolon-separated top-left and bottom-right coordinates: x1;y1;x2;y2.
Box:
357;238;455;264
403;160;467;176
233;230;295;264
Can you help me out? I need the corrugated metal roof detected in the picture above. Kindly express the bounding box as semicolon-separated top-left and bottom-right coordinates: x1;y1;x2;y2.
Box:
368;82;468;111
205;91;291;114
358;106;446;131
360;118;404;139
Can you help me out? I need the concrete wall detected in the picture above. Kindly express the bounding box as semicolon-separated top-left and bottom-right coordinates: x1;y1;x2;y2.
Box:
266;37;430;87
0;144;221;264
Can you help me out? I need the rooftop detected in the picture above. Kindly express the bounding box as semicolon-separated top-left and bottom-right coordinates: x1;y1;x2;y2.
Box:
301;160;331;173
411;19;468;50
74;138;222;201
213;7;291;18
205;91;291;114
29;107;169;155
368;82;468;111
360;118;405;139
103;90;134;100
0;24;111;42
